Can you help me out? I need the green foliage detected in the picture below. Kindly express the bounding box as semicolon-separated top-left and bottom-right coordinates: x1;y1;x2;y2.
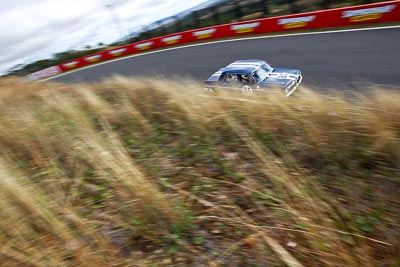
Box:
194;236;205;245
0;77;399;266
5;47;104;77
356;212;381;233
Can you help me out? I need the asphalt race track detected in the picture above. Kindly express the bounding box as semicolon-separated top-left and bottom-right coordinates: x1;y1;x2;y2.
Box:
52;27;400;90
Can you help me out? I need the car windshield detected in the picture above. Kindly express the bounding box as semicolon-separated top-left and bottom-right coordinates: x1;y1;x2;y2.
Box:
252;68;268;82
262;63;273;73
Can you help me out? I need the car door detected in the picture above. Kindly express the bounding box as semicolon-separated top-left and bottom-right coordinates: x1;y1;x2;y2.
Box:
220;74;242;92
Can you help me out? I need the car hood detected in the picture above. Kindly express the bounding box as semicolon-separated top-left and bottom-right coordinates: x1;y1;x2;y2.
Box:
260;68;301;87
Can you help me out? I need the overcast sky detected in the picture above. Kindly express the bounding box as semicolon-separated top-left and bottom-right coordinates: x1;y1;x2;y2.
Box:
0;0;210;74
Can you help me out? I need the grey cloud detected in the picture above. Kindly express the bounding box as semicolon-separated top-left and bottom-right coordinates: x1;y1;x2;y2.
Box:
0;0;210;74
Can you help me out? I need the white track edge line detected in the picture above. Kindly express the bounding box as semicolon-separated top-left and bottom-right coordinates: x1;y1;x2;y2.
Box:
44;25;400;81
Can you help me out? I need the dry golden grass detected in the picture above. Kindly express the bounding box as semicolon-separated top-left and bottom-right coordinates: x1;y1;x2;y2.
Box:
0;76;398;266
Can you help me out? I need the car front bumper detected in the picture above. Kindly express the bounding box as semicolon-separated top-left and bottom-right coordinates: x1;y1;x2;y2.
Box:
285;74;302;97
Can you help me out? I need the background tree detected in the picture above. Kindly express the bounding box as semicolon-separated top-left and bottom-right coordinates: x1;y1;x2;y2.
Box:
156;21;166;36
288;0;300;13
321;0;332;9
259;0;269;17
231;0;243;20
192;11;201;28
211;7;220;25
174;16;183;32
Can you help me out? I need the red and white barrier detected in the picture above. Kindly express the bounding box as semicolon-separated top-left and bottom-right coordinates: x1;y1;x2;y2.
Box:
31;1;400;79
27;66;61;80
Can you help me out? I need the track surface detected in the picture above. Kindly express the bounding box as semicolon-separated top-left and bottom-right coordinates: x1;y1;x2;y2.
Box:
53;27;400;89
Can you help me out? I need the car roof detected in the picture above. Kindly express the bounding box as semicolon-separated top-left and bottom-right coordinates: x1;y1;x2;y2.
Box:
223;67;254;75
222;59;266;75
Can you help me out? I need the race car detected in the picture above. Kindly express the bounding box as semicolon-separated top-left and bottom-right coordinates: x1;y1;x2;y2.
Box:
204;59;302;97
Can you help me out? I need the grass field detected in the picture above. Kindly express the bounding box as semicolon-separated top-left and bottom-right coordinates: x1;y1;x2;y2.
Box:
0;77;399;266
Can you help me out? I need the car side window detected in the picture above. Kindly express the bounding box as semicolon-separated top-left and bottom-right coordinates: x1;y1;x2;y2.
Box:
262;63;273;72
224;74;239;84
240;74;255;84
223;74;232;83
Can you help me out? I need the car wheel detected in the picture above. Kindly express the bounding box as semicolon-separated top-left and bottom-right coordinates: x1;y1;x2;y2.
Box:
242;85;253;96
